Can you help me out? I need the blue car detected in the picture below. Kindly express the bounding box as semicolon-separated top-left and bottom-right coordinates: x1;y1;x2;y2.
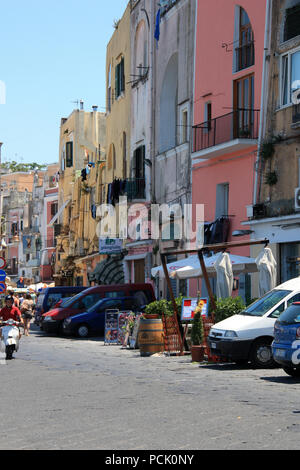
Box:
62;297;140;338
272;302;300;377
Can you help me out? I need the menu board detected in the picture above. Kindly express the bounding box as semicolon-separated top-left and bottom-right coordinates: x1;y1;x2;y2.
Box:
104;310;120;345
181;298;209;322
104;310;136;346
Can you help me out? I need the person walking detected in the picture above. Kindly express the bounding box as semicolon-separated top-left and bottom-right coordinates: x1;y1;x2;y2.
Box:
20;294;35;336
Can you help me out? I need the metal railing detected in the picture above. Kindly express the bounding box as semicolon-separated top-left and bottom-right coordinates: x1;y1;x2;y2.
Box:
193;109;260;154
106;177;146;203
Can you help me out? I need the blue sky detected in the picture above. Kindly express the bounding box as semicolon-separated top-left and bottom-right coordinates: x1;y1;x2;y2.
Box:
0;0;126;166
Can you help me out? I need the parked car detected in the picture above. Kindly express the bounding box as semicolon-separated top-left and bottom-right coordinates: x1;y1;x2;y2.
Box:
42;283;155;335
207;277;300;368
35;286;88;325
63;297;140;338
272;302;300;377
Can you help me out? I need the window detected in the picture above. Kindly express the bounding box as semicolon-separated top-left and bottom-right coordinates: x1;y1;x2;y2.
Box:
234;74;255;136
268;302;285;319
216;183;229;219
284;3;300;42
182;110;188;142
105;291;126;299
123;132;127;178
243;290;292;317
132;145;145;180
235;8;254;71
107;64;112;112
115;57;125;99
51;202;58;218
66;142;73;168
72;293;103;310
159;53;178;153
281;49;300;106
204;102;212;132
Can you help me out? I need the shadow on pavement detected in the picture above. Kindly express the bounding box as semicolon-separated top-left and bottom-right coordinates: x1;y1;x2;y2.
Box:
28;323;104;342
199;362;253;372
260;375;300;384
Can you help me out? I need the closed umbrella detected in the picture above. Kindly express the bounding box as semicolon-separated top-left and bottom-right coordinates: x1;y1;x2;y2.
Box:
214;252;233;299
255;247;277;297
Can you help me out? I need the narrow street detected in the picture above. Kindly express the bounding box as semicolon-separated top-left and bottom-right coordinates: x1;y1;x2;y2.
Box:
1;325;300;450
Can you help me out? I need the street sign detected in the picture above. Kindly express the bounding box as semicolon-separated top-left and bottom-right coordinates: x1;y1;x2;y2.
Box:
0;282;7;294
0;257;6;269
0;270;6;282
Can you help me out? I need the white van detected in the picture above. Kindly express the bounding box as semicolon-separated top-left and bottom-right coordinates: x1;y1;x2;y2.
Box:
207;277;300;368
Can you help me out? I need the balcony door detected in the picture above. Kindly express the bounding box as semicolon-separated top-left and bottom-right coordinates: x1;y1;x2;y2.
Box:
233;74;254;138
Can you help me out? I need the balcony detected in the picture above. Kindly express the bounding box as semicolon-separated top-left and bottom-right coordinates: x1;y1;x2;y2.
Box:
192;109;260;160
107;178;146;204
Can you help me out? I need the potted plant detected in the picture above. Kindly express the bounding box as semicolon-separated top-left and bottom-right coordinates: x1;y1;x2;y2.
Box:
190;304;205;362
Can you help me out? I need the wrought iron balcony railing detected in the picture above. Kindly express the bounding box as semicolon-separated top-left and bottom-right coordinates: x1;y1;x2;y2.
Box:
193;109;260;154
107;178;146;203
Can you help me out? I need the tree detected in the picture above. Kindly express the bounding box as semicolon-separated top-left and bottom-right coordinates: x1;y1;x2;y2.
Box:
1;161;46;173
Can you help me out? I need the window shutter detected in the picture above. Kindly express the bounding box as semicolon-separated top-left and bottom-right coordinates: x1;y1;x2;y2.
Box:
115;64;120;98
120;58;125;93
66;142;73;168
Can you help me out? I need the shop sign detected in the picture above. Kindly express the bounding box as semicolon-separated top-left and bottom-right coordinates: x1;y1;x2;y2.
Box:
99;238;123;255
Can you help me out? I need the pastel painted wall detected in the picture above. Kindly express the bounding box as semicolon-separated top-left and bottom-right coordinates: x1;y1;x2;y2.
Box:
194;0;267;126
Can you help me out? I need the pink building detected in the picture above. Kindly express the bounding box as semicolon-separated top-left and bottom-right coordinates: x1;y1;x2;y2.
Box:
191;0;268;301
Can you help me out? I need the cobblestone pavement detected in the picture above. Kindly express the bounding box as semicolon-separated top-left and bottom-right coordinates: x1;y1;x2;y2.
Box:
0;325;300;450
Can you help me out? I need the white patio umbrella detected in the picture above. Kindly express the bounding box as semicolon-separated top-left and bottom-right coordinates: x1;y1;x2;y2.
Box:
152;253;258;280
214;252;234;299
255;247;277;297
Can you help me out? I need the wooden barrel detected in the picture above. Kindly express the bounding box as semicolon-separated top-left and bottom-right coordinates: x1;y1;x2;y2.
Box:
138;318;164;357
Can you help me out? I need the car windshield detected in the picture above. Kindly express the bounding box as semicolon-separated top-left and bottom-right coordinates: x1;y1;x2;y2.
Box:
61;291;85;308
240;290;291;317
278;304;300;324
60;297;71;307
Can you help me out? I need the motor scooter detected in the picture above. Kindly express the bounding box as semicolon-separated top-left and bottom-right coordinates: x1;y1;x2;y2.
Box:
0;318;21;360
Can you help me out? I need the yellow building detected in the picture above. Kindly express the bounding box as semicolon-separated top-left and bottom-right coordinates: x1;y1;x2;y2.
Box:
86;3;132;286
105;3;131;184
53;105;106;286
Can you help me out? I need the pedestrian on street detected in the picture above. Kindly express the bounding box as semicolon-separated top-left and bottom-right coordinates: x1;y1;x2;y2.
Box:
21;294;35;336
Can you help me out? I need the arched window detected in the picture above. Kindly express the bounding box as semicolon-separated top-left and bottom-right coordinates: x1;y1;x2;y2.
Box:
108;144;116;172
159;54;178;153
107;64;112;112
235;7;254;72
284;1;300;42
135;20;148;78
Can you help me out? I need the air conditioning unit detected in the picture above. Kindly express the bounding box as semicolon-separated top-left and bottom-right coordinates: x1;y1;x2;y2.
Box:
295;187;300;210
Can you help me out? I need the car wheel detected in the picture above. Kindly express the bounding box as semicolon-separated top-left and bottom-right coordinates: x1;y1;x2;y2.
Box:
77;324;90;338
250;339;276;368
283;367;300;378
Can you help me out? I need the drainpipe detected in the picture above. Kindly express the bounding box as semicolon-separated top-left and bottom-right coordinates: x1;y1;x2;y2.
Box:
253;0;272;206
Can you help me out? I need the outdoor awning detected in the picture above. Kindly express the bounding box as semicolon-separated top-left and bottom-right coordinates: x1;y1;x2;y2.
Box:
152;253;258;280
124;253;149;262
48;199;71;227
88;256;125;285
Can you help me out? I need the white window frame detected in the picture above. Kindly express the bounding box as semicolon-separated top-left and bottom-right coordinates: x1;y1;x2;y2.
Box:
178;102;190;144
280;45;300;108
